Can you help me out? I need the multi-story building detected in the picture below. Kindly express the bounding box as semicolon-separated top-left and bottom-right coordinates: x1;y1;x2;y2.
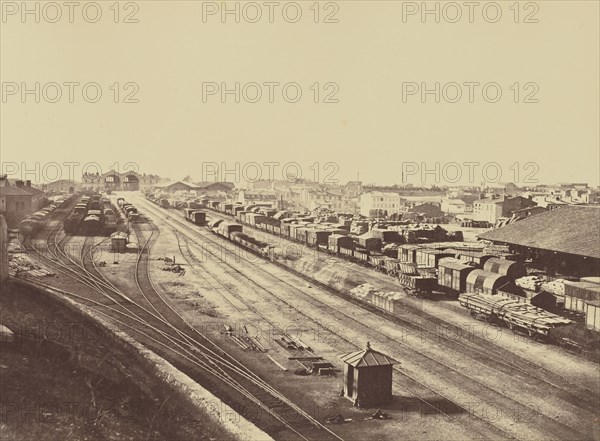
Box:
359;191;402;217
473;195;537;224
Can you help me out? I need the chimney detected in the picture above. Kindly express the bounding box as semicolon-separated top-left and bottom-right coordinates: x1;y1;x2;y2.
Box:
26;180;31;187
15;180;24;188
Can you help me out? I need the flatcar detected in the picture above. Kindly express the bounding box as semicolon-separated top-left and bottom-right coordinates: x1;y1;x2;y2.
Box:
459;293;573;339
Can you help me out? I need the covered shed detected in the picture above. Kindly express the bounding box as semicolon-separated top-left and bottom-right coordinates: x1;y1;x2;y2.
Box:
339;342;398;408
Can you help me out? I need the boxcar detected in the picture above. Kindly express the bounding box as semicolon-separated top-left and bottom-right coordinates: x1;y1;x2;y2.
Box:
354;247;370;264
328;234;354;253
307;229;332;247
356;236;382;252
370;228;400;244
190;211;206;226
399;244;420;263
564;281;600;313
438;257;476;293
295;227;310;244
415;249;453;269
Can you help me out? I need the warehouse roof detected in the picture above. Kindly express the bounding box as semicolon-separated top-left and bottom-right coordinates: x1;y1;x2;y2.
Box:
340;343;398;368
478;206;600;259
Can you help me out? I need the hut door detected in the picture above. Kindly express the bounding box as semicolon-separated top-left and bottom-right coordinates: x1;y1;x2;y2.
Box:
346;366;354;397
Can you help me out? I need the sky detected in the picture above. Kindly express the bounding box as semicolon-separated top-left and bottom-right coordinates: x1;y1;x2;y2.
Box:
1;1;598;187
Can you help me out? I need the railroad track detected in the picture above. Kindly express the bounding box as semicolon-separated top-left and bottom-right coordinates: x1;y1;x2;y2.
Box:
137;197;598;441
204;205;599;398
18;202;347;441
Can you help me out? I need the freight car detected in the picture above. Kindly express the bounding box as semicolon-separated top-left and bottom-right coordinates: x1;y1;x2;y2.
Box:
459;293;573;339
328;234;354;254
483;258;527;279
216;222;243;239
438;258;476;293
415;249;453;269
465;269;510;294
231;232;272;258
398;273;438;297
184;209;207;226
80;215;101;236
548;323;600;359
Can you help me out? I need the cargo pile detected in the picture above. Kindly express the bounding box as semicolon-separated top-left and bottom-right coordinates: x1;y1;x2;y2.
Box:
541;279;566;296
516;275;545;292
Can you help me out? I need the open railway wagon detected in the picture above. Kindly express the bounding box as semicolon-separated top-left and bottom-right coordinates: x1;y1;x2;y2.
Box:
458;293;573;340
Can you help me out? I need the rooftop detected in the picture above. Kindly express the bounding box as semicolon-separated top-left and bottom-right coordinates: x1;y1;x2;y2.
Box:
339;342;398;368
478;206;600;259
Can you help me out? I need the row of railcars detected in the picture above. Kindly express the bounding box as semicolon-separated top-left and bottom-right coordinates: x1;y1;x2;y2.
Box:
19;194;77;237
156;195;600;357
199;200;529;298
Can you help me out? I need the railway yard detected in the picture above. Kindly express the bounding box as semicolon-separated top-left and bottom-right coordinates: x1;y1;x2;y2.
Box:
4;191;600;441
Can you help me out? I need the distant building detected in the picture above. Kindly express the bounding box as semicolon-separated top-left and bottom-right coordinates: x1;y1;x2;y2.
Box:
473;195;536;224
237;189;278;205
0;178;46;226
154;181;202;194
301;187;344;211
407;202;444;219
44;179;79;194
82;171;165;191
360;191;402;217
441;198;467;215
195;182;235;194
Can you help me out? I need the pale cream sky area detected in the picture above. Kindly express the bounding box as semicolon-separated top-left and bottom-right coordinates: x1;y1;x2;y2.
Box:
0;1;598;186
